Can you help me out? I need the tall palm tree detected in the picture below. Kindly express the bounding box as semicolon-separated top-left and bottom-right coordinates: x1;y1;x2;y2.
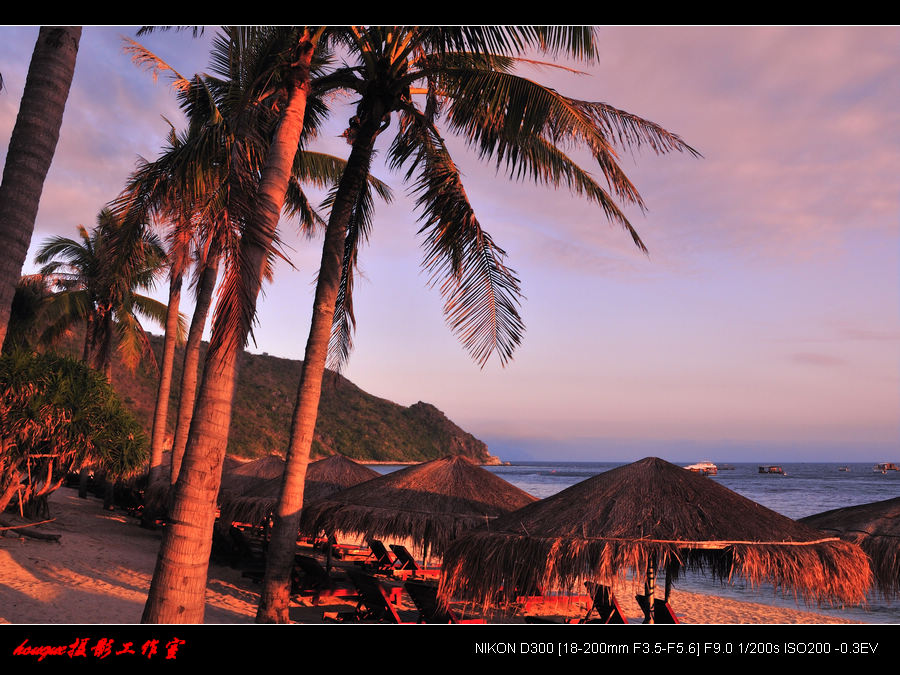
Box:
119;29;384;491
138;26;328;624
34;209;172;379
255;26;700;622
0;27;81;348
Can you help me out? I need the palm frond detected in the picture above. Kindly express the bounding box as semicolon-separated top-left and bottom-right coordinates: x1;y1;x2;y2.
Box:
394;111;524;367
324;175;380;371
122;38;193;92
436;69;698;221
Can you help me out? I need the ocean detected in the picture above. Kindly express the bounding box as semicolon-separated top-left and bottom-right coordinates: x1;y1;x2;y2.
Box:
373;460;900;623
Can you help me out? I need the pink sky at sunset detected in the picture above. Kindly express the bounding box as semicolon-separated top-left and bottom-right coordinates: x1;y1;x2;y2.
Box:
1;26;897;462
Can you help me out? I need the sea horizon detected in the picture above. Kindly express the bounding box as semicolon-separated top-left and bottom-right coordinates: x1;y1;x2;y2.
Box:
372;458;900;624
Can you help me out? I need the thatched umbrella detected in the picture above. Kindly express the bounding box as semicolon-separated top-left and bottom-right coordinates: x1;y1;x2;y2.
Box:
439;457;871;615
299;455;536;560
800;496;900;599
218;454;379;527
143;451;245;513
218;453;286;500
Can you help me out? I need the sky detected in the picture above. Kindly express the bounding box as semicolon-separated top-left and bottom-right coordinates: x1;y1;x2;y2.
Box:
1;26;898;463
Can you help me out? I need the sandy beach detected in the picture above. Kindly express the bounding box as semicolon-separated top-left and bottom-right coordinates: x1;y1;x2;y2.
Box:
0;488;859;625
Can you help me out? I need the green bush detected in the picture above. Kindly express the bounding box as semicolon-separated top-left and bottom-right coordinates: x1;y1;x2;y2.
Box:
0;350;148;513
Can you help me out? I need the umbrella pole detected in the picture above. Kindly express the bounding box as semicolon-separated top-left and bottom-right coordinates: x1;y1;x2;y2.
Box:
325;532;335;576
665;566;672;602
645;554;657;624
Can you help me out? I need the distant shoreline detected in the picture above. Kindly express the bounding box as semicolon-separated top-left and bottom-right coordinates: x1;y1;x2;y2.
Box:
359;459;505;466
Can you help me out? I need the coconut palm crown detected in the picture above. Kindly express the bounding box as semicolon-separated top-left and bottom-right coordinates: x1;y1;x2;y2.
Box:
33;208;174;379
257;25;699;623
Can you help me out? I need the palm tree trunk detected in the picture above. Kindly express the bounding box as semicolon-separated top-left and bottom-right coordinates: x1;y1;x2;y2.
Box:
141;37;316;624
82;314;94;362
148;266;184;485
256;99;387;624
169;251;219;485
0;27;81;348
90;309;114;380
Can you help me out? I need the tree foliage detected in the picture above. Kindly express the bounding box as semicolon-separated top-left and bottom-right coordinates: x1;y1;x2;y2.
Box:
34;209;175;377
0;350;148;514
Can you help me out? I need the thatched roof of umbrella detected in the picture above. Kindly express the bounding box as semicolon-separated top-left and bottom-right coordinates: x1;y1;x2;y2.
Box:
800;496;900;599
218;453;285;499
218;454;379;526
439;457;871;608
142;452;245;512
299;455;536;557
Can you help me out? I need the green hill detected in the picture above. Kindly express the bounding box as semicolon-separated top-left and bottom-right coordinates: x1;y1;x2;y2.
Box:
106;335;496;464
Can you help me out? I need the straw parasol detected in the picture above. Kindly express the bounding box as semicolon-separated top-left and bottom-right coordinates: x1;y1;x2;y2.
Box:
218;453;286;499
439;457;872;612
800;496;900;599
217;454;379;527
143;451;245;513
299;455;536;559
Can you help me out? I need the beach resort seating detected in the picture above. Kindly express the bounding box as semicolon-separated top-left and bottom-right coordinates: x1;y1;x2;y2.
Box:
403;580;485;624
635;594;680;624
583;582;628;624
522;582;628;624
359;539;399;574
229;526;267;581
291;555;357;605
322;567;413;623
388;544;441;579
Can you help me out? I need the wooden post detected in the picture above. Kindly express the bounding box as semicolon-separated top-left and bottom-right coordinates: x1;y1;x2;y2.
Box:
646;553;657;624
665;566;673;601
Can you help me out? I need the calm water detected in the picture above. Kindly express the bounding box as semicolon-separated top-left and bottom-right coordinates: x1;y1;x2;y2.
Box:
374;460;900;623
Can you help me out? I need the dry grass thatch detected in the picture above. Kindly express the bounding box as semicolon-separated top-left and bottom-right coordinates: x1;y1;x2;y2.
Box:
218;454;285;497
142;452;246;512
439;457;872;609
217;454;379;526
299;455;536;557
800;496;900;599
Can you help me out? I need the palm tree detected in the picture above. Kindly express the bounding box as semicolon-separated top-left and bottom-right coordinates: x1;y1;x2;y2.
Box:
255;26;700;622
119;29;384;491
138;26;328;624
0;27;81;348
1;275;54;353
33;209;172;379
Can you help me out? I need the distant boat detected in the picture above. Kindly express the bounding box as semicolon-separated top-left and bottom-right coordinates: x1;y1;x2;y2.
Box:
684;461;717;476
873;462;899;474
758;465;786;475
838;466;851;472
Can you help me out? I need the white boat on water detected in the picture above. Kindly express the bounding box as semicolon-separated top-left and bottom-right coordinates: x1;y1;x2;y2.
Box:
873;462;899;473
684;461;717;476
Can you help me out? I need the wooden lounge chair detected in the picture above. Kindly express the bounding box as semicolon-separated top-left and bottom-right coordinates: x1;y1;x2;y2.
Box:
523;616;579;624
229;526;267;581
291;555;357;605
388;544;441;580
359;539;398;574
522;583;626;624
519;588;591;614
323;568;412;623
403;580;485;624
635;594;680;624
583;581;627;624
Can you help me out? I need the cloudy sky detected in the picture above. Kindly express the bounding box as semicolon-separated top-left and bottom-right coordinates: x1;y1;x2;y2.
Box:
1;26;898;462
